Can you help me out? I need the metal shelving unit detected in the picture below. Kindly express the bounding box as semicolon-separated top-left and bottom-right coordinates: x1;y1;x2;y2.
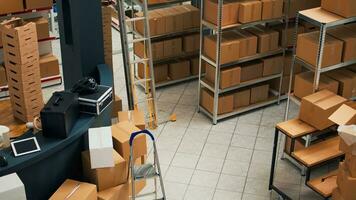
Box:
284;7;356;120
197;0;288;124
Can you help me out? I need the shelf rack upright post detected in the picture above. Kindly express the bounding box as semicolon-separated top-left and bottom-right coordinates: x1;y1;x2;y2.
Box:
197;0;289;124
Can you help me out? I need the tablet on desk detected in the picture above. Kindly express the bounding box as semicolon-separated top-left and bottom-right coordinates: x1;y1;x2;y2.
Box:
11;137;41;157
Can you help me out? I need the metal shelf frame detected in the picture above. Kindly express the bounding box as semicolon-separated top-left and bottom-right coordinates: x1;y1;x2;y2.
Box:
284;8;356;121
133;28;200;42
197;0;288;124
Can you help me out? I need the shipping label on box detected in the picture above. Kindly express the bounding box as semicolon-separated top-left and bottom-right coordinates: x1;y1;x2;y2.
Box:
88;126;114;169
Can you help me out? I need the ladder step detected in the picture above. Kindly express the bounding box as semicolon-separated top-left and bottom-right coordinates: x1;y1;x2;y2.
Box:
126;17;146;22
306;170;338;198
292;136;343;167
131;58;149;64
133;163;159;180
130;37;149;43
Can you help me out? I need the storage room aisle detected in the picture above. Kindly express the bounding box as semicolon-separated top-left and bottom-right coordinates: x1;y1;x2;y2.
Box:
44;26;327;200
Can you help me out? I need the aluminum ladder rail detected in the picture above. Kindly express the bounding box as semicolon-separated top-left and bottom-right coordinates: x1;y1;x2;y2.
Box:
129;130;166;200
116;0;158;129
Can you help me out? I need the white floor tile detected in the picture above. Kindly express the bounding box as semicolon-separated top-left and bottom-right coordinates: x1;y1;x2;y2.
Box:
196;156;225;173
231;135;256;149
165;166;194;184
177;139;205;155
202;143;229;159
164;181;188;200
222;160;249;177
171;152;200;169
226;147;253;163
235;124;259;136
184;185;215;200
213;189;242;200
190;170;220;188
217;174;246;193
207;132;232;145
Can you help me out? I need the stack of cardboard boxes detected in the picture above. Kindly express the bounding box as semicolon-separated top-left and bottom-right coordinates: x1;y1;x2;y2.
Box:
204;0;283;26
321;0;356;18
134;4;200;83
329;104;356;200
50;110;147;200
1;18;44;122
102;5;113;69
0;0;52;15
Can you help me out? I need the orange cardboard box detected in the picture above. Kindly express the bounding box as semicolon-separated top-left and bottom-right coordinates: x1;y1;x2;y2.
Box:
200;88;233;114
203;33;240;64
190;58;201;75
270;75;294;94
0;65;7;87
82;150;128;191
163;38;182;58
118;110;145;130
322;0;356;18
39;54;60;78
173;6;191;30
0;0;24;15
111;121;147;162
328;26;356;62
183;34;200;53
233;89;250;109
182;4;200;28
246;26;279;53
250;84;269;104
98;183;129;200
272;23;305;47
337;162;356;200
112;95;122;118
283;53;303;76
239;0;262;23
240;61;263;82
169;7;184;32
134;41;164;60
296;31;343;68
332;188;345;200
294;71;339;99
262;55;283;76
156;9;174;34
135;11;164;36
233;30;258;58
26;17;49;40
329;104;356;126
205;63;241;89
299;90;347;130
204;0;239;26
260;0;283;20
168;60;191;80
25;0;52;10
325;69;356;99
137;63;168;83
49;179;97;200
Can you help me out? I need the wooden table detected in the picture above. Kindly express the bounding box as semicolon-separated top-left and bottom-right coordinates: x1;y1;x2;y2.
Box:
0;99;27;138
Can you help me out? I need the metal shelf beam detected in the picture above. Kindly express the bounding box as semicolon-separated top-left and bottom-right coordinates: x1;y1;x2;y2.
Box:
202;17;285;31
295;56;356;73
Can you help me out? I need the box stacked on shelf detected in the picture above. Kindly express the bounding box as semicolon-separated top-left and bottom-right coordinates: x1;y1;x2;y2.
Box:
0;0;53;15
134;4;200;84
1;18;43;122
285;0;321;18
39;54;60;78
102;5;113;69
321;0;356;18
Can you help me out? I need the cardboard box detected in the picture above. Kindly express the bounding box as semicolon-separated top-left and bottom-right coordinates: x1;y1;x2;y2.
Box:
332;188;345;200
118;110;145;130
50;179;97;200
134;41;164;60
325;69;356;99
156;9;174;34
205;63;241;89
299;90;347;130
321;0;356;18
25;0;52;10
39;54;60;78
135;11;163;36
328;26;356;62
240;61;263;82
98;184;129;200
112;95;122;118
172;6;190;30
260;0;283;20
329;104;356;126
111;121;147;162
190;58;200;75
82;150;128;191
0;65;6;87
345;152;356;177
296;31;343;68
183;34;200;53
203;34;240;64
338;125;356;155
239;1;262;23
88;127;114;169
182;4;200;28
271;75;294;94
200;88;234;114
204;0;239;26
26;17;49;40
294;71;339;99
0;173;26;200
169;7;184;32
233;30;258;58
168;60;191;80
163;38;182;58
262;55;283;76
0;0;24;15
272;23;305;47
250;84;269;104
233;89;250;108
337;162;356;200
137;63;168;83
247;26;279;53
283;53;303;76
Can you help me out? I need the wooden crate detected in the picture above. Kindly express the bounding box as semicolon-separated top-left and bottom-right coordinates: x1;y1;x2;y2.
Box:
1;17;43;122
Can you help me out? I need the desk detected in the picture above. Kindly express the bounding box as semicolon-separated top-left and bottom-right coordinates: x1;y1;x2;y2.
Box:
0;64;113;200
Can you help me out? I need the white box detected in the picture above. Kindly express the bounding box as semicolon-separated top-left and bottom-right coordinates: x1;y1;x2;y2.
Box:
88;126;114;169
0;173;26;200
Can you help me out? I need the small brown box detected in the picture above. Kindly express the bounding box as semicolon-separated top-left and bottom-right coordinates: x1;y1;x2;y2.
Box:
240;61;263;82
168;60;190;80
234;30;258;58
200;88;234;115
98;184;129;200
173;6;191;30
26;17;49;40
49;179;97;200
283;53;303;76
262;55;283;76
25;0;52;10
260;0;283;20
112;95;123;118
247;26;279;53
169;7;184;32
233;89;250;109
0;0;24;15
156;9;174;34
326;69;356;99
250;84;269;104
190;58;201;75
163;38;182;58
183;34;200;53
205;63;241;89
294;71;339;99
328;26;356;62
296;31;343;68
137;63;168;83
322;0;356;18
239;0;262;23
182;4;200;28
204;0;240;26
39;54;60;78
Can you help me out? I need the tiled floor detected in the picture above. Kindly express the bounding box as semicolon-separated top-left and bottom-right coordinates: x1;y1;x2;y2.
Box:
45;27;334;200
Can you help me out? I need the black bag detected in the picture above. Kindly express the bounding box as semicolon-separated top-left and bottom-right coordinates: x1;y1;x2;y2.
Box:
40;91;79;138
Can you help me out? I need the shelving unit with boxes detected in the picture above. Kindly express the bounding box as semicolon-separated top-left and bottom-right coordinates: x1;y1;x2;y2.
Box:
197;0;289;124
0;0;62;99
130;1;201;88
284;7;356;119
